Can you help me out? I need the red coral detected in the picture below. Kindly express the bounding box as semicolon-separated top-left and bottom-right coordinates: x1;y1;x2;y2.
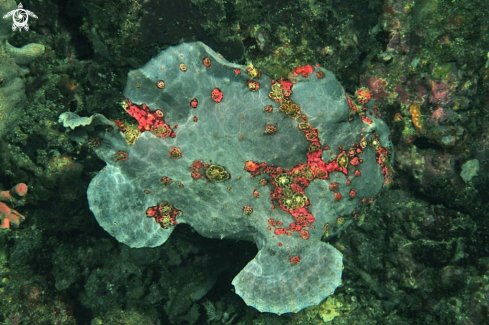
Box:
169;147;182;159
211;88;223;103
123;99;175;138
247;80;260;91
244;160;267;177
202;57;211;67
279;79;293;98
355;87;372;104
349;189;356;198
156;80;165;89
290;255;301;264
146;201;180;229
243;206;253;215
292;65;315;78
0;183;28;229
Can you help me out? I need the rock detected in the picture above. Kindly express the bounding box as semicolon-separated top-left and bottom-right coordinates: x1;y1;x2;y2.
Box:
460;159;479;183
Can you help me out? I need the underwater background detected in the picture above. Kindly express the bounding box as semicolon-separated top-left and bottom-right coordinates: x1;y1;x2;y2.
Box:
1;0;489;324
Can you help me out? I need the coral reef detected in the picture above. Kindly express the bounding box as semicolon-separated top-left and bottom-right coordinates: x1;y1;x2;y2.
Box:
0;0;44;138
